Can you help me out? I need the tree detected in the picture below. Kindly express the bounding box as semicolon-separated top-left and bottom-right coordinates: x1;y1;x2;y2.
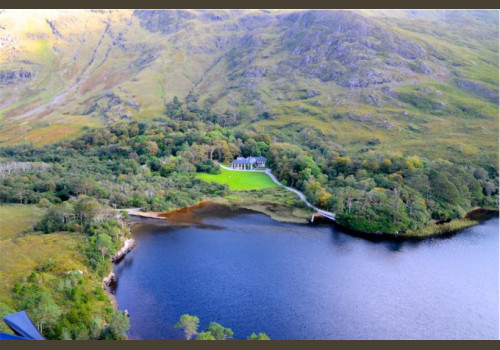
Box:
380;158;392;173
405;155;423;170
107;311;130;339
31;293;61;335
335;156;351;174
205;321;233;340
220;141;233;162
140;141;159;156
60;328;72;340
195;331;215;340
175;314;199;340
0;303;15;334
89;316;104;339
148;157;161;171
95;234;115;261
297;156;321;177
38;198;51;208
429;170;460;205
74;198;103;224
247;332;270;340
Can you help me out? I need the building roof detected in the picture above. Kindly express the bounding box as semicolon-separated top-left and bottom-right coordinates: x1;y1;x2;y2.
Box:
233;158;255;165
232;156;266;165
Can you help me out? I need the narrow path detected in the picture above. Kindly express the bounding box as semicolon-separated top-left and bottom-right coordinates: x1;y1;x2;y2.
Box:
220;165;336;221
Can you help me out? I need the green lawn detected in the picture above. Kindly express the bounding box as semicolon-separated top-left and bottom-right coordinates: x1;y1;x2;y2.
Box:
196;168;279;191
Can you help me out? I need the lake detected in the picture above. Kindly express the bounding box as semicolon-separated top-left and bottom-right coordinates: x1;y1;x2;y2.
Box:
113;203;499;340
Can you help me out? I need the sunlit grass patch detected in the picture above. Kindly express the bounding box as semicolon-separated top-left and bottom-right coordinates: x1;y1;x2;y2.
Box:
196;168;279;191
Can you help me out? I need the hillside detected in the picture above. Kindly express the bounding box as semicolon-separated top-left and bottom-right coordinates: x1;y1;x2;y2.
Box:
0;9;498;168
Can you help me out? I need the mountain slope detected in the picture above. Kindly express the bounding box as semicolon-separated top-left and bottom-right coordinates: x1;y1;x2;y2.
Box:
0;9;497;167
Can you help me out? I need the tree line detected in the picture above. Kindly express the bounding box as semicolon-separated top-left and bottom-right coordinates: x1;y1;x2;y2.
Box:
175;314;270;340
1;113;498;234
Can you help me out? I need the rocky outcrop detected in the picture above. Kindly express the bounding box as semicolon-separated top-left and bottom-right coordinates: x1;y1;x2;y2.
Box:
274;10;433;88
103;272;117;286
238;12;275;31
46;19;63;39
0;70;35;85
133;10;195;34
456;79;498;104
111;238;136;262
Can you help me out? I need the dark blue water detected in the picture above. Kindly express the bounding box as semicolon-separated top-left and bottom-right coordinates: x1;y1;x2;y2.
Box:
113;204;499;340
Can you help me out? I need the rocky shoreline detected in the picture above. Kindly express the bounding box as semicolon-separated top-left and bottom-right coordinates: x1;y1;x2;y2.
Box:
102;272;118;310
102;237;137;311
111;237;136;262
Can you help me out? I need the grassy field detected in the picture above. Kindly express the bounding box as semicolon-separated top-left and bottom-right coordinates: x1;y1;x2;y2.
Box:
0;205;87;306
196;168;279;191
196;168;313;222
0;204;46;240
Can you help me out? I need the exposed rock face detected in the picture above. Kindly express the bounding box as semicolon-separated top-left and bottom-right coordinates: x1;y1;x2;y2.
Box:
275;10;431;88
0;70;34;85
46;19;63;39
456;79;498;104
103;272;116;286
133;10;196;34
237;12;275;30
111;238;136;262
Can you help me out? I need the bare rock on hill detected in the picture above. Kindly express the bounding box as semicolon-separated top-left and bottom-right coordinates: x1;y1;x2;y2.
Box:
0;70;35;85
274;10;433;88
456;79;498;104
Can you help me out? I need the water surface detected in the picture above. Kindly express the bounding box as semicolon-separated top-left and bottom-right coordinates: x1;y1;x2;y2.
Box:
113;204;499;340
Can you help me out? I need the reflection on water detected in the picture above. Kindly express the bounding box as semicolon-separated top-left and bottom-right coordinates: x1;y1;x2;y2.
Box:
115;204;499;340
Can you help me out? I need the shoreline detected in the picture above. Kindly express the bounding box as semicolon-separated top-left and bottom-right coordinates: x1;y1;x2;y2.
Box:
102;236;137;312
327;208;498;240
122;208;167;220
124;200;312;225
121;201;498;238
102;272;118;310
211;197;313;224
106;204;497;338
111;237;137;262
120;201;213;221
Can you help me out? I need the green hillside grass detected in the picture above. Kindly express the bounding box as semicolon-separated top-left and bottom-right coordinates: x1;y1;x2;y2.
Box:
0;205;87;306
0;204;46;240
196;168;279;191
0;9;497;172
